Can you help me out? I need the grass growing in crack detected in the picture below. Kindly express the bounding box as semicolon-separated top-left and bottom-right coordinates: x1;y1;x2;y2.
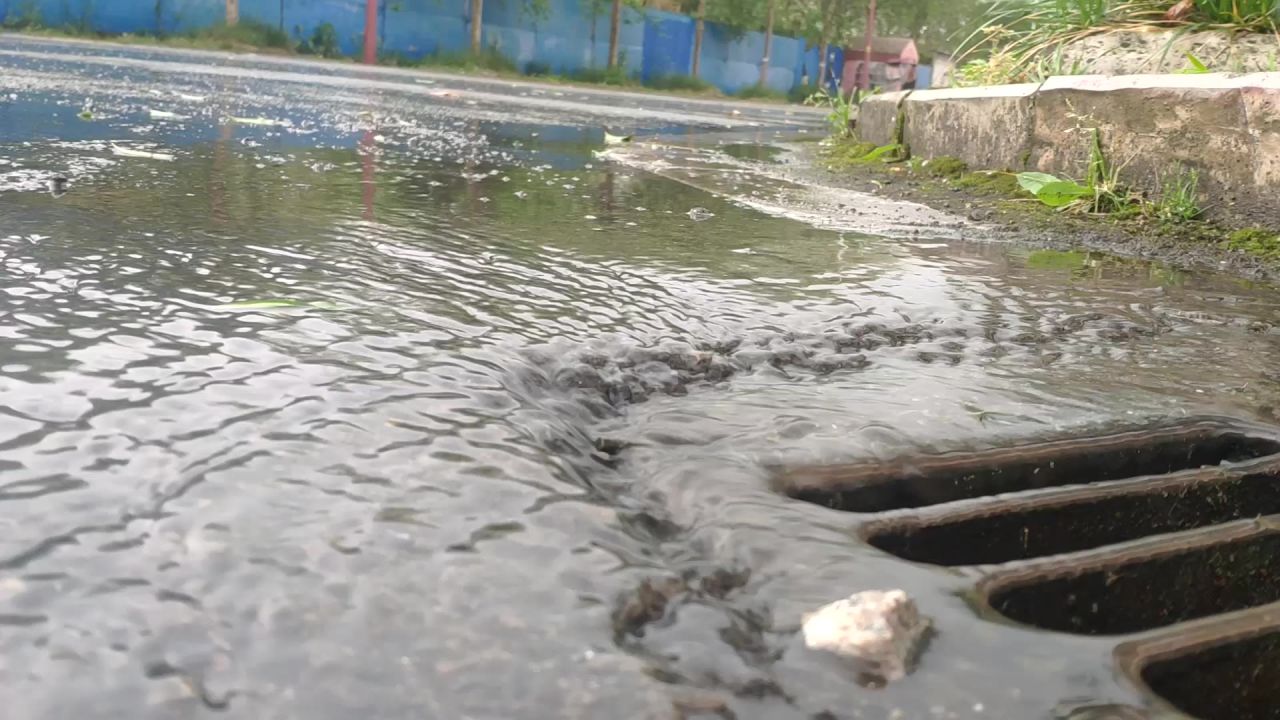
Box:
806;87;856;137
1154;165;1204;222
1016;129;1144;215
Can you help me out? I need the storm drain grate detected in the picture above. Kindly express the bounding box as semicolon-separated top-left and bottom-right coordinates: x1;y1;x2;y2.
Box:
1134;622;1280;720
775;417;1280;718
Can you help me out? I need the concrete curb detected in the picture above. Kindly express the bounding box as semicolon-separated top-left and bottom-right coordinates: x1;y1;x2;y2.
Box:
858;73;1280;217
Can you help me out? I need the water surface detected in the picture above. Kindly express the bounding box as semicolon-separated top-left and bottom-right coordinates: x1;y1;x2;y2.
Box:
2;37;1280;720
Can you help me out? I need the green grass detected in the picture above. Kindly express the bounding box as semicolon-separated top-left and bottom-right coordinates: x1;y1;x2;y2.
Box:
788;82;820;103
956;0;1280;86
411;47;519;74
734;83;789;102
1154;165;1204;223
572;66;633;86
644;73;717;93
187;20;292;50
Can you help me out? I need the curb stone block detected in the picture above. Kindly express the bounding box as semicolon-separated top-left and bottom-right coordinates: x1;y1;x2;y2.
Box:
858;72;1280;219
857;91;910;147
902;84;1039;171
1029;75;1253;203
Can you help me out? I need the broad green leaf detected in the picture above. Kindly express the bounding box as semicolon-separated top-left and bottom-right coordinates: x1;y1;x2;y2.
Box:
1016;171;1062;195
860;143;901;162
1036;181;1093;208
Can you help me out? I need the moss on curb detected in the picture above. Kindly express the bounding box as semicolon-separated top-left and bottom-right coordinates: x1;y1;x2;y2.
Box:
821;140;880;168
953;171;1021;196
923;156;969;179
817;136;1280;278
1224;228;1280;260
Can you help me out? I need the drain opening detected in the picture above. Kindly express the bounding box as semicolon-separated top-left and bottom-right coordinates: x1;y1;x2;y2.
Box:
867;468;1280;566
776;426;1280;513
1143;630;1280;720
987;531;1280;635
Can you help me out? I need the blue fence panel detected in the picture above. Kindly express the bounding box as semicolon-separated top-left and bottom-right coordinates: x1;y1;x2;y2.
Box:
701;22;760;93
534;31;583;74
765;34;801;92
163;0;222;34
641;10;692;82
824;47;843;91
16;0;829;93
283;0;364;55
384;2;467;58
584;6;643;77
483;25;535;67
916;65;932;89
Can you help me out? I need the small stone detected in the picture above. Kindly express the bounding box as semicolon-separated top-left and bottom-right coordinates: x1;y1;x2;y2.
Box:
801;589;930;682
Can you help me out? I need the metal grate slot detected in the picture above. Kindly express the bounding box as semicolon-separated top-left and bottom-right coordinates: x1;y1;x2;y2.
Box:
986;528;1280;635
775;418;1280;717
775;424;1280;513
865;466;1280;566
1142;630;1280;720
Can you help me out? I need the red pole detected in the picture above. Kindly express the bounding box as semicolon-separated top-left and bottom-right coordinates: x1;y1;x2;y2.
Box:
363;0;378;65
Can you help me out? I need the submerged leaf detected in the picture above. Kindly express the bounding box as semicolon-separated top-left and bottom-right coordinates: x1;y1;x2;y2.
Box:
110;145;175;161
227;116;284;127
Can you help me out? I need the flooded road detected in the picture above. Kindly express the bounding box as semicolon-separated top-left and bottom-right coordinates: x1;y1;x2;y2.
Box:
3;36;1280;720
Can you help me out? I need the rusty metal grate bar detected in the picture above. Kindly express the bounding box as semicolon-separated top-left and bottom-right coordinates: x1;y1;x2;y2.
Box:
773;419;1280;513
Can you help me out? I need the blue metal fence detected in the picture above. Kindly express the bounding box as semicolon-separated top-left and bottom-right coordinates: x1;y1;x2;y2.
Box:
5;0;834;94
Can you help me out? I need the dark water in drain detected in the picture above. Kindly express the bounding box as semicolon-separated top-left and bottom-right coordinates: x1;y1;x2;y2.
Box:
3;38;1280;720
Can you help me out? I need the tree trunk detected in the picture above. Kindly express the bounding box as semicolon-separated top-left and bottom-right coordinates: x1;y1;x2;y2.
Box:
758;0;774;88
859;0;876;91
692;0;705;77
225;0;238;26
817;39;828;91
608;0;622;68
470;0;484;54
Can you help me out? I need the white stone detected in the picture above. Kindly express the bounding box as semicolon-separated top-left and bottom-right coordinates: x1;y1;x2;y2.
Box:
801;589;930;682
